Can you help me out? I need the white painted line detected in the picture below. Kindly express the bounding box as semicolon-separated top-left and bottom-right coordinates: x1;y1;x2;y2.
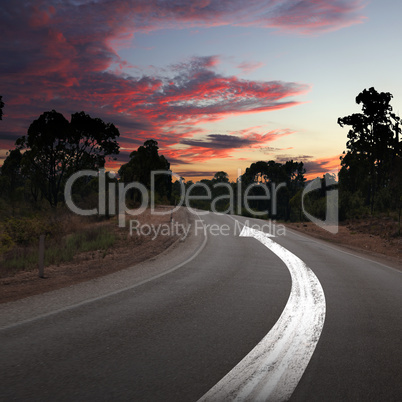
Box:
199;225;326;401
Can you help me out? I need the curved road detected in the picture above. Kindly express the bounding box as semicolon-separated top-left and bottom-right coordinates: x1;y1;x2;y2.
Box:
0;211;401;401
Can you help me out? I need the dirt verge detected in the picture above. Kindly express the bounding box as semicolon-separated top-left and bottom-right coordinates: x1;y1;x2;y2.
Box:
285;218;401;268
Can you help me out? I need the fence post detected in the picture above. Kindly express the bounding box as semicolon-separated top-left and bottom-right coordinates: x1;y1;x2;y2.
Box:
38;234;45;278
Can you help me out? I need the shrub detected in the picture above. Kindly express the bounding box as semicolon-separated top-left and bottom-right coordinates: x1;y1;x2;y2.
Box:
3;217;52;245
0;224;116;275
0;232;14;254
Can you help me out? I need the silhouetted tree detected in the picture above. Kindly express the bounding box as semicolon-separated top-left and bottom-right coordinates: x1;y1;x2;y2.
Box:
338;87;401;212
241;160;305;219
0;96;4;120
0;149;24;202
210;171;233;212
16;110;120;207
212;171;229;183
119;140;171;201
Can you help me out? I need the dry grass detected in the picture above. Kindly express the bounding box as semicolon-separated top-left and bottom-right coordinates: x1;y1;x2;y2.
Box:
0;211;117;277
0;206;187;303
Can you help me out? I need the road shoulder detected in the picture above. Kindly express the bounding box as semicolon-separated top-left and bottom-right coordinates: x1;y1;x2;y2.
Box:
284;222;401;271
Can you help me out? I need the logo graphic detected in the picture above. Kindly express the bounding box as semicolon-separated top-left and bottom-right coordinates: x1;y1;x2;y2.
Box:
64;169;339;234
301;172;338;234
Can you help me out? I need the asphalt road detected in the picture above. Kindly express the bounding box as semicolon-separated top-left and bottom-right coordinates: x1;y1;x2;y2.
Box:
0;211;401;401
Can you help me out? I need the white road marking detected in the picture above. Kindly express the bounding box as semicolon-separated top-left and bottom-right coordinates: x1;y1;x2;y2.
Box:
199;225;326;401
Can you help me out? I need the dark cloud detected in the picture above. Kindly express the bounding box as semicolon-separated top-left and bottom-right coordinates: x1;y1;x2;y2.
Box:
260;146;293;154
175;171;215;178
0;132;21;143
181;134;255;149
303;159;338;175
163;156;190;165
0;132;24;151
271;154;340;178
113;150;132;164
265;0;365;34
118;136;145;146
275;154;314;163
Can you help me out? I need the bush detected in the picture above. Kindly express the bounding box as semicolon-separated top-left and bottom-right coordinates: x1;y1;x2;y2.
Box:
302;193;326;221
0;225;116;275
3;217;53;245
373;188;392;212
0;232;14;254
339;190;369;220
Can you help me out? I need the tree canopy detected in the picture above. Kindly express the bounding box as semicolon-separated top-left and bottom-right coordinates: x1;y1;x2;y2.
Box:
212;171;229;183
0;149;24;203
119;139;171;201
241;160;306;219
14;110;120;206
338;87;401;212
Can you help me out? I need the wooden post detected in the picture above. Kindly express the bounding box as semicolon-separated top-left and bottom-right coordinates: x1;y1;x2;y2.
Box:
38;234;45;278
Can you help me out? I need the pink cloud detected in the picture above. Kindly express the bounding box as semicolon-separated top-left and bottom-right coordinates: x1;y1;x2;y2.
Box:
0;54;308;165
237;61;264;74
0;0;366;168
255;0;366;34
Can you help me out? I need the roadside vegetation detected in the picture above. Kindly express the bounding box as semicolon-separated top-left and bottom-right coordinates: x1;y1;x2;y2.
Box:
0;208;116;277
0;87;400;277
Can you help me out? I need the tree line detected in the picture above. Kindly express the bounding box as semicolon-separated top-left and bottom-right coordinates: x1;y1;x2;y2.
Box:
0;110;120;208
173;161;307;221
0;87;401;223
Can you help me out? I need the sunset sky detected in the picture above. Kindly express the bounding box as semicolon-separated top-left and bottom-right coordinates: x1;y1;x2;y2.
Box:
1;0;401;181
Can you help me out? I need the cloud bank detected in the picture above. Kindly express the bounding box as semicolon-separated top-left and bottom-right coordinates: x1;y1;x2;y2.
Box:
0;0;364;174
